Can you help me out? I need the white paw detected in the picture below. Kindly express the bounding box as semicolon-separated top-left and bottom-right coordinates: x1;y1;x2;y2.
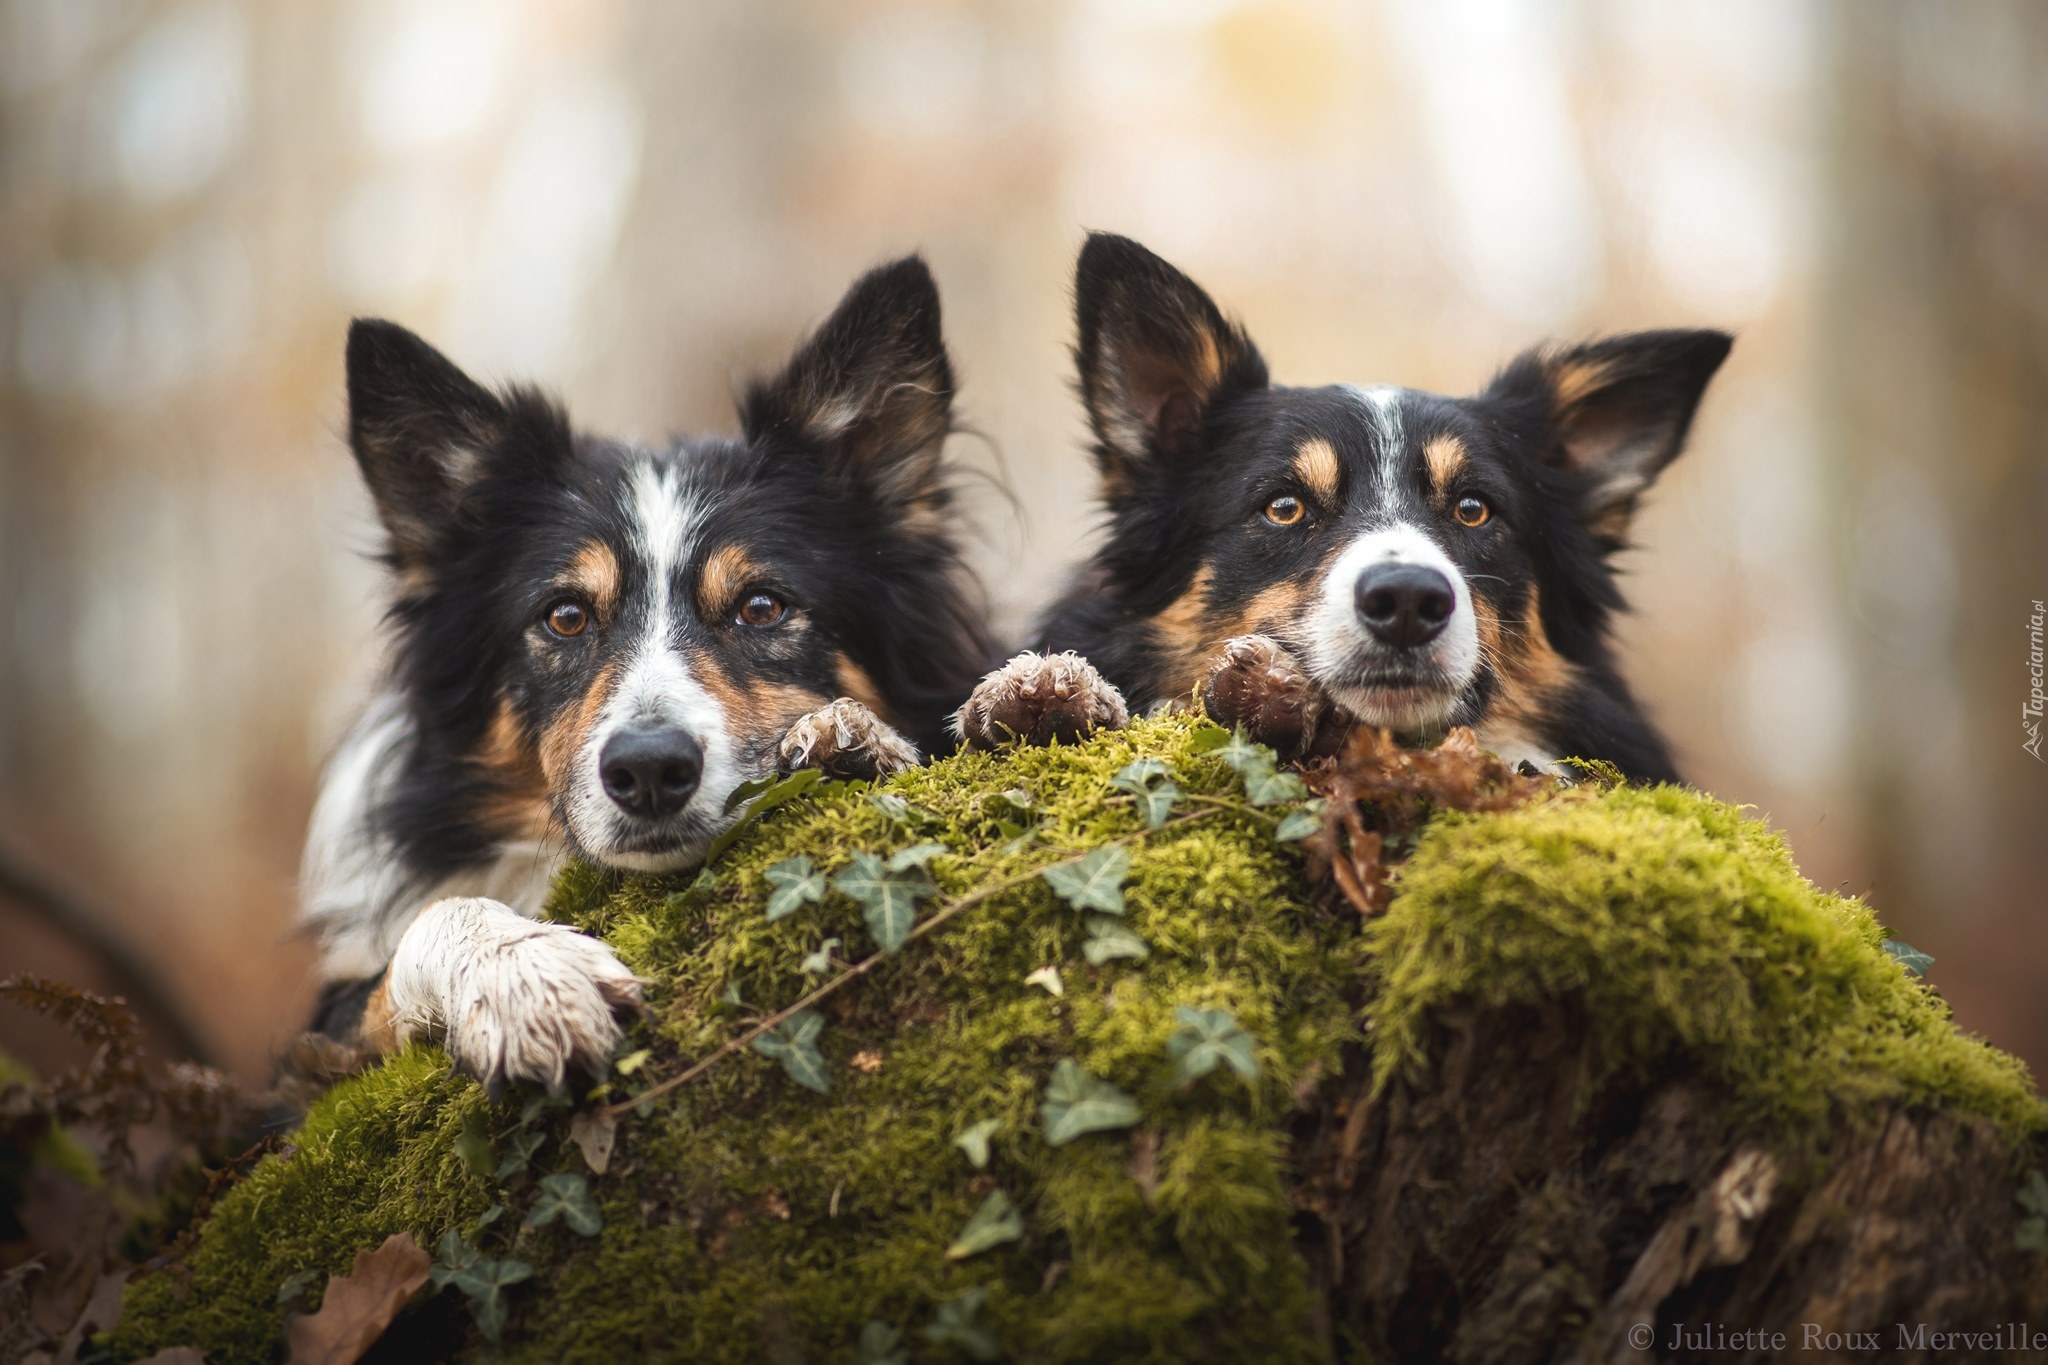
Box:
387;897;642;1094
951;651;1129;750
778;697;921;780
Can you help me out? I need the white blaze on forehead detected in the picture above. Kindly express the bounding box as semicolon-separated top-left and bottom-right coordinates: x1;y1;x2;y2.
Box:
1343;384;1409;504
560;458;742;871
1303;519;1480;730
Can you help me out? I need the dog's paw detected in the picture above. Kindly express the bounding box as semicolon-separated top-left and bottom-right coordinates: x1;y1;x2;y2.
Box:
952;651;1129;750
1201;635;1331;757
778;697;920;781
388;898;642;1096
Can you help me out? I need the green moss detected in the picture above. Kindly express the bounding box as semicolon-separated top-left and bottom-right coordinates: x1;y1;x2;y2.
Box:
1367;784;2045;1149
109;716;2044;1362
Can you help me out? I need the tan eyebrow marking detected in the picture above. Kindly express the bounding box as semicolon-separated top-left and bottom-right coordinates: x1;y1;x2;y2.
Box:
562;541;621;617
696;544;764;620
1423;435;1468;492
1291;438;1341;505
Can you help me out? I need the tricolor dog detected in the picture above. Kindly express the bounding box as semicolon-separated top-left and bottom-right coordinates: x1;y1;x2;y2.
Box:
301;258;988;1092
957;233;1728;783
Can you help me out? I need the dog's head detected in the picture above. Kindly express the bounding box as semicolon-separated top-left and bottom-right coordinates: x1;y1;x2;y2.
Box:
347;258;986;874
1073;232;1729;742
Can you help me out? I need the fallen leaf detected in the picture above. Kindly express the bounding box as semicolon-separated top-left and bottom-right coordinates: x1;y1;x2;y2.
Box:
1023;966;1064;997
850;1049;885;1074
568;1111;616;1176
285;1233;431;1365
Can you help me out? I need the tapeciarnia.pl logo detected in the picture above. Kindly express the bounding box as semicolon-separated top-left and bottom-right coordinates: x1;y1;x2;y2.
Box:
2026;598;2045;762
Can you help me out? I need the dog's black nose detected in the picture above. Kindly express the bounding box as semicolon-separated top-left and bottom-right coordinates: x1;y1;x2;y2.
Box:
599;726;703;818
1355;563;1455;648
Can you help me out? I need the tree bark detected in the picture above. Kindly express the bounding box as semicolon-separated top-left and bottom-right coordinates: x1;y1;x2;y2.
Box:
1293;1002;2047;1364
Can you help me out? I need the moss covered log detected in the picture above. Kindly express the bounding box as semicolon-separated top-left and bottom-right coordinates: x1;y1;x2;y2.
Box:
111;716;2047;1363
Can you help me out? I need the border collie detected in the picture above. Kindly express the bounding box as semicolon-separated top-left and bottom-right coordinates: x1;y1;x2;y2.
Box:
300;257;988;1092
955;233;1728;784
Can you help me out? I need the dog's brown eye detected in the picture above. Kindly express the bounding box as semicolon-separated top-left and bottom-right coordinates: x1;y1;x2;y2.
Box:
737;592;787;627
1264;495;1306;526
544;600;589;637
1454;497;1491;528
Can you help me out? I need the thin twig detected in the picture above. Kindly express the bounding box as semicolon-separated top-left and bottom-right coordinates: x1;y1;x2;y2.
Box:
601;807;1224;1119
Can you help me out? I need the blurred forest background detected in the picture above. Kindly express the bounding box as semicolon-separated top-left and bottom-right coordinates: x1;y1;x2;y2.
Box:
0;0;2043;1087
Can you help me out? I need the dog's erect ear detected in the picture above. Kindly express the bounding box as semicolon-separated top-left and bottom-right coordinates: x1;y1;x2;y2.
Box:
346;319;509;562
1074;233;1268;494
741;256;954;513
1496;329;1732;544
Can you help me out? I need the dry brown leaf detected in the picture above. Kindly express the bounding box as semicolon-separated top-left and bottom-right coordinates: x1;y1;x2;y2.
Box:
849;1049;885;1074
568;1110;616;1175
284;1233;431;1365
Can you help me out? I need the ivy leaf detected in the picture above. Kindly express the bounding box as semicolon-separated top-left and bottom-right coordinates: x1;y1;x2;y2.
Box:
867;792;939;828
2017;1169;2048;1217
954;1118;1000;1169
1882;939;1934;977
722;773;779;814
1184;724;1234;754
474;1203;505;1229
274;1267;320;1313
1241;762;1308;807
429;1230;480;1290
1082;916;1149;965
453;1111;494;1181
946;1189;1025;1260
752;1010;830;1093
1024;966;1064;997
922;1286;1000;1362
708;768;823;860
2017;1170;2048;1256
517;1092;568;1127
1041;1059;1142;1146
1166;1005;1260;1086
1042;845;1131;916
763;855;827;921
834;852;933;954
494;1128;545;1181
525;1171;604;1237
885;841;949;872
1205;727;1273;772
1111;758;1181;828
1273;803;1324;842
524;1170;602;1236
446;1256;533;1344
800;937;841;975
857;1320;908;1365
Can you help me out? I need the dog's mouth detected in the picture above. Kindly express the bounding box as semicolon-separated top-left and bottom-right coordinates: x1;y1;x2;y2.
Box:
1321;661;1465;734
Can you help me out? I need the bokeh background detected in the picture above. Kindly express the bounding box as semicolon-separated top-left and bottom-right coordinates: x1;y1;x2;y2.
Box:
2;0;2044;1086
